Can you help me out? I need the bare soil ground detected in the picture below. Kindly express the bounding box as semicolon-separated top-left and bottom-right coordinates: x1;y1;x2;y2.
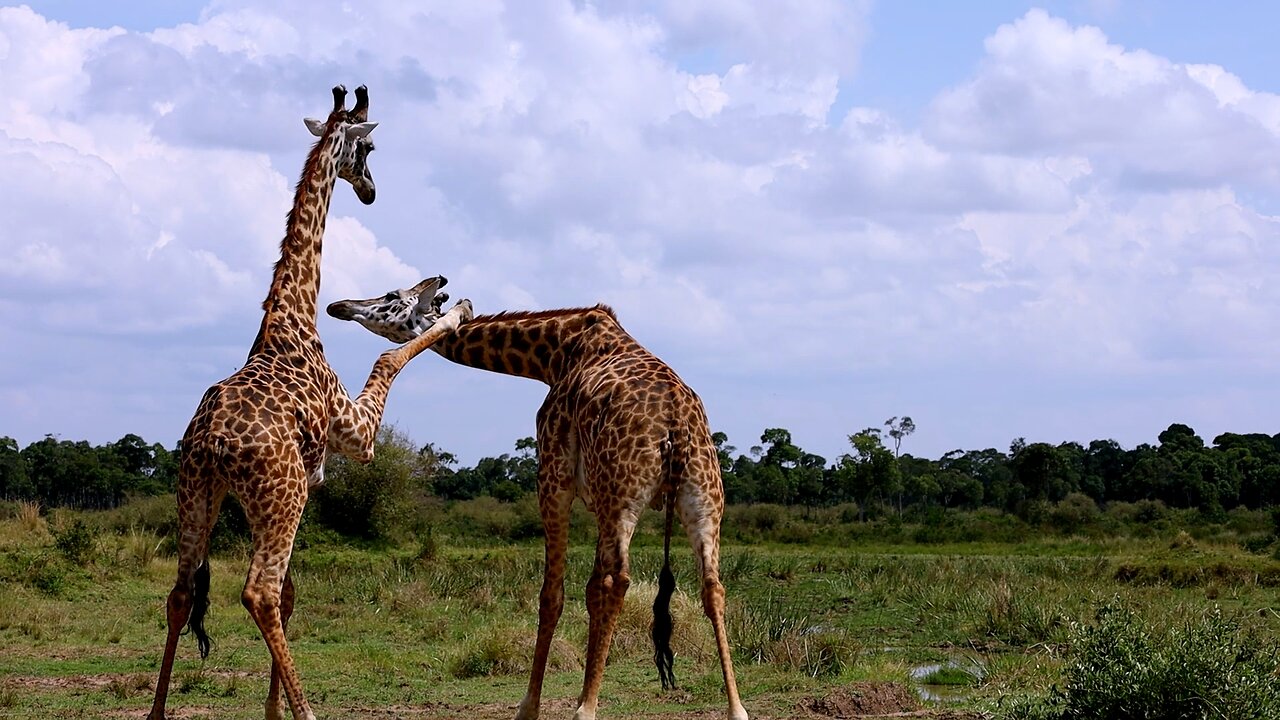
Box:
7;673;984;720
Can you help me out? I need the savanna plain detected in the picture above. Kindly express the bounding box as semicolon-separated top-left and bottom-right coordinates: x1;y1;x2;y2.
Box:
3;495;1280;720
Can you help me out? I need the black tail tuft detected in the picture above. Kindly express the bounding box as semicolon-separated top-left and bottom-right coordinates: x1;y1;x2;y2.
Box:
187;560;212;659
653;558;677;690
652;489;678;690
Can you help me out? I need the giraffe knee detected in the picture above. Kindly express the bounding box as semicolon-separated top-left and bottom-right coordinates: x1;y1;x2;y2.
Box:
166;585;193;623
700;578;725;618
241;586;279;616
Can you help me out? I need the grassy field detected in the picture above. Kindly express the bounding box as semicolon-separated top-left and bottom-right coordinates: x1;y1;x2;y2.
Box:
2;501;1279;719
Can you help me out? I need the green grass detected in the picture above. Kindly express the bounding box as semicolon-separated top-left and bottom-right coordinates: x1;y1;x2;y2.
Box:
2;505;1279;718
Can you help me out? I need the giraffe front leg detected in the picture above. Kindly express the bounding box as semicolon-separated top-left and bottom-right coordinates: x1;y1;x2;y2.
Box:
677;490;748;720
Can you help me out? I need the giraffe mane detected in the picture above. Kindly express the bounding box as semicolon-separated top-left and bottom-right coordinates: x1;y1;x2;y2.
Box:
467;304;617;325
251;112;349;352
264;136;326;310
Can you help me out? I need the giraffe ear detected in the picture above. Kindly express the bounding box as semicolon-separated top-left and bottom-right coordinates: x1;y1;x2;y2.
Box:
303;117;326;136
345;121;378;139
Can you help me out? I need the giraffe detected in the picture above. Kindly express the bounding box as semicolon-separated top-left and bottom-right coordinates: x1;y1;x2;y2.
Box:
147;87;472;720
327;283;749;720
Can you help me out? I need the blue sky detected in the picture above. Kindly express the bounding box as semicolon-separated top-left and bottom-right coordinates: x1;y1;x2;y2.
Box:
1;1;1276;464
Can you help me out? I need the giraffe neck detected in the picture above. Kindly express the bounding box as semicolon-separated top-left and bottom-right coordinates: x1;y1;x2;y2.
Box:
433;305;619;385
250;131;339;354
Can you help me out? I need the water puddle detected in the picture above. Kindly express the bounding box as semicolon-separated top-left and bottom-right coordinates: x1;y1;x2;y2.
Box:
909;659;983;703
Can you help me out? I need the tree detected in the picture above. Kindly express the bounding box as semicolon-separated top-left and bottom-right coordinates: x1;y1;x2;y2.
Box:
1082;439;1128;502
1155;424;1239;512
1214;432;1280;507
0;436;31;500
1010;442;1073;509
884;416;916;458
759;428;801;469
511;437;539;492
711;431;736;473
20;435;129;508
836;428;901;520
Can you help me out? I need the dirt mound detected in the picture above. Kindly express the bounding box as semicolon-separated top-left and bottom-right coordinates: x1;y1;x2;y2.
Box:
799;681;922;718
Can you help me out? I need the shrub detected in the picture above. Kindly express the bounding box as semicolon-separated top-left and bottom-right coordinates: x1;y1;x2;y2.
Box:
96;495;177;536
52;518;97;566
730;596;859;677
1048;493;1099;534
447;495;543;542
1028;601;1280;719
310;426;432;542
977;577;1065;646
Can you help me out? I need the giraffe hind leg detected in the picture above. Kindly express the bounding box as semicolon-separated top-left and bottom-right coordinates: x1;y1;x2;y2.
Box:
240;466;314;720
675;485;748;720
265;570;296;720
574;511;639;720
516;487;573;720
148;478;225;720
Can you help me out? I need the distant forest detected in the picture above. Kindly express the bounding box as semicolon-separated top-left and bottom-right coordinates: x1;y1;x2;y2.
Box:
3;418;1277;520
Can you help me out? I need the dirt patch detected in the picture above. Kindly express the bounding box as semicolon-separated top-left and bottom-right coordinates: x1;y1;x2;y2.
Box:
4;669;254;692
797;681;983;719
800;681;920;717
24;674;981;720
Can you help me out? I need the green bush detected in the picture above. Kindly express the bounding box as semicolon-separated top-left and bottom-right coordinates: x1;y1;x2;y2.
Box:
1047;493;1100;535
310;426;434;542
446;495;543;542
1026;601;1280;719
52;518;97;566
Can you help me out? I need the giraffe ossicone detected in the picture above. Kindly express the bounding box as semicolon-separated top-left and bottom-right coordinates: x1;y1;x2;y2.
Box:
329;287;749;720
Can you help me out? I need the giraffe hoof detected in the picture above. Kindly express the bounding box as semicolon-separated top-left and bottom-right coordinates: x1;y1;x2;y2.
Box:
513;695;539;720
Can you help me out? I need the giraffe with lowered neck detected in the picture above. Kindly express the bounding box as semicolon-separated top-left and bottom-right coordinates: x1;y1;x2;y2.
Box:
147;88;472;720
328;284;749;720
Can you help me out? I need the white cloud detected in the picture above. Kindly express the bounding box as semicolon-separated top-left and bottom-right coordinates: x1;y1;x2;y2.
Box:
925;9;1280;188
1;2;1277;464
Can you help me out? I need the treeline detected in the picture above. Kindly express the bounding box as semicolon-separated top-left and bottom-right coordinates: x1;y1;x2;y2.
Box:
717;421;1280;519
3;420;1278;521
0;434;177;509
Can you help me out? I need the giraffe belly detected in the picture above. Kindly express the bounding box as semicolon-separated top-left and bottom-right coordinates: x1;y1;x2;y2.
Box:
307;463;325;488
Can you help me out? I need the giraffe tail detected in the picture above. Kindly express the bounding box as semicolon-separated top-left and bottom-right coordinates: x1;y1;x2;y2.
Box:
652;481;678;690
187;559;213;659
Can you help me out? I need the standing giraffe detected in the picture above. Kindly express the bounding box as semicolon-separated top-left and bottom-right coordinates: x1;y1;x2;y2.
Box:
328;285;749;720
147;88;472;720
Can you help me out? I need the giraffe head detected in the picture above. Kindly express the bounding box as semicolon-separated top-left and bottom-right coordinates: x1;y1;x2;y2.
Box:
327;276;455;343
304;84;379;204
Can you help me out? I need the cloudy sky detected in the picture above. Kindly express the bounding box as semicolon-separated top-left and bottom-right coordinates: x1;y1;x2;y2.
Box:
1;1;1277;465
